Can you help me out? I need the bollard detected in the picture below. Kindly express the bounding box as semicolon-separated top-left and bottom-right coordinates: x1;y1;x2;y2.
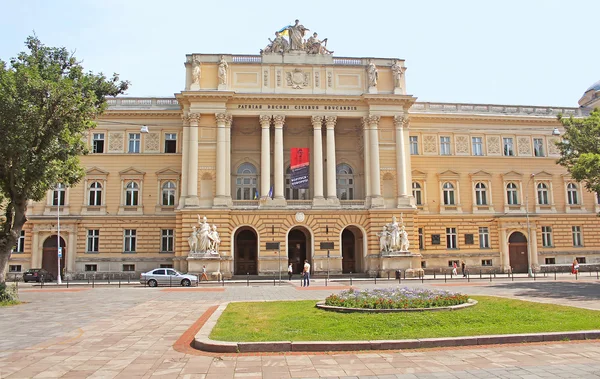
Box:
444;273;447;283
66;276;69;289
597;271;599;279
576;271;578;280
489;273;492;282
433;272;436;280
467;273;470;283
88;277;90;284
41;277;44;288
421;273;424;284
399;272;401;284
511;272;514;282
222;277;225;287
128;274;131;284
533;271;536;281
119;278;121;288
554;271;557;280
107;275;110;285
350;277;353;286
374;275;377;285
247;273;249;287
92;275;95;288
274;277;276;286
480;270;482;279
326;277;328;287
387;272;390;280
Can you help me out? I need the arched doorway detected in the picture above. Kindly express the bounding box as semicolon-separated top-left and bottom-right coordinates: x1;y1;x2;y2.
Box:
288;227;311;275
234;227;258;275
508;231;529;273
42;235;66;278
341;227;364;273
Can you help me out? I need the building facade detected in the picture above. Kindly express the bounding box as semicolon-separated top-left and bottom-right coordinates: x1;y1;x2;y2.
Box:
6;24;600;279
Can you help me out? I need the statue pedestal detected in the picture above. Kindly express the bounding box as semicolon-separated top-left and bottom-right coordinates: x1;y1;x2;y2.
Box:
378;251;423;278
187;253;224;278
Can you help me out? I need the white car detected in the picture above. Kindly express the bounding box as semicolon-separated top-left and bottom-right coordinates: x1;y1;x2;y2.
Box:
140;268;198;287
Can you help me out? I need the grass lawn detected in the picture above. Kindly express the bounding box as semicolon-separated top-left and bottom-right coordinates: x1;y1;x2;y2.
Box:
210;296;600;342
0;300;20;306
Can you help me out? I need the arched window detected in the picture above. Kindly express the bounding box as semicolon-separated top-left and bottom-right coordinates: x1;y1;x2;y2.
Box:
506;182;518;205
52;183;66;206
443;182;455;205
336;163;354;200
285;167;309;200
567;183;579;205
89;182;102;206
475;182;487;205
162;181;176;206
537;183;549;205
125;182;139;206
412;182;422;205
236;163;258;200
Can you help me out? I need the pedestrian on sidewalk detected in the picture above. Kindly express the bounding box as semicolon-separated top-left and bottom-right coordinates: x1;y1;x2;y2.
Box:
461;260;467;277
452;261;458;276
200;265;209;282
302;260;310;287
572;258;580;274
288;263;293;281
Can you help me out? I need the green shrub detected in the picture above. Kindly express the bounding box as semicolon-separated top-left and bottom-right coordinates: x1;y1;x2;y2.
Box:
0;282;19;305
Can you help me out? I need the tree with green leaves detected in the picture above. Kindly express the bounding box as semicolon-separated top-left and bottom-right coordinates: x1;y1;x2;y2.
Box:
557;108;600;205
0;36;129;284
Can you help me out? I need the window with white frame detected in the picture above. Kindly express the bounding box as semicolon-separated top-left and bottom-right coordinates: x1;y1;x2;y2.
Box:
409;136;419;155
479;227;490;248
164;133;177;153
541;226;553;247
506;182;519;205
336;163;355;200
161;181;176;206
533;138;545;157
161;229;174;253
475;182;488;205
9;265;21;272
442;182;455;205
472;137;483;156
235;163;258;200
503;137;514;156
572;226;583;247
537;183;549;205
52;184;66;206
128;133;141;153
87;229;99;253
418;228;424;249
285;167;309;200
92;133;105;153
88;181;102;206
125;181;139;206
446;227;457;249
15;230;25;253
123;264;135;272
440;136;451;155
567;183;579;205
124;229;136;252
481;259;493;267
412;182;422;205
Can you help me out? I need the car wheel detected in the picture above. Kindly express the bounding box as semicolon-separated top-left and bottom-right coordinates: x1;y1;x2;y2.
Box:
24;280;28;283
148;279;158;287
181;279;191;287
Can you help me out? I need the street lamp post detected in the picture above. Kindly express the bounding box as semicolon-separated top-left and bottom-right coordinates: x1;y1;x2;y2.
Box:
56;184;62;285
525;174;535;278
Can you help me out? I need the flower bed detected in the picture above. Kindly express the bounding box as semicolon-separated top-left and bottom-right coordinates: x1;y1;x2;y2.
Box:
324;288;469;310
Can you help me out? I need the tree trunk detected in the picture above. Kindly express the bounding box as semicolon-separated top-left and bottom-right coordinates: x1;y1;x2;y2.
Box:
0;199;27;284
0;247;10;284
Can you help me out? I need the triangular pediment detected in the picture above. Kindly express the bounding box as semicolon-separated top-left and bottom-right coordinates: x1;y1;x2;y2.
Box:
86;167;109;176
411;169;427;179
502;170;523;179
533;171;553;179
438;170;460;179
470;170;492;178
119;167;146;176
156;168;181;176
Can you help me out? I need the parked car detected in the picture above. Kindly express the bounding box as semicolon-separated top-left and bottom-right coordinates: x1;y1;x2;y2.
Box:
140;268;198;287
23;269;55;283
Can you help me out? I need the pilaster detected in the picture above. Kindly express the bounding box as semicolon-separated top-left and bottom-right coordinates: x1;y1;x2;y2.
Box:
367;115;384;208
311;116;325;206
394;114;413;208
325;116;340;206
184;113;200;207
272;115;287;206
214;113;232;207
178;115;189;208
260;115;272;201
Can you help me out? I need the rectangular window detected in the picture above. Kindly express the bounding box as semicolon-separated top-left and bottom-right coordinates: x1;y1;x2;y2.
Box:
533;138;545;157
15;230;25;253
122;264;135;272
124;229;137;252
160;264;174;269
472;137;483;156
576;257;586;264
440;136;451;155
9;265;22;272
85;264;97;272
448;260;459;267
164;133;177;153
128;133;141;153
421;261;426;268
92;133;105;154
572;226;583;247
503;137;514;156
161;229;174;253
418;228;424;249
52;186;66;206
481;259;492;267
409;136;419;155
87;230;99;253
545;257;556;264
446;227;457;249
541;226;553;247
479;227;490;248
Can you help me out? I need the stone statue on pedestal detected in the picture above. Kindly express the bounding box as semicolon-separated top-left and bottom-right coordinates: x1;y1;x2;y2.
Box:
378;215;409;253
191;57;201;86
218;56;228;85
367;60;378;88
188;215;221;256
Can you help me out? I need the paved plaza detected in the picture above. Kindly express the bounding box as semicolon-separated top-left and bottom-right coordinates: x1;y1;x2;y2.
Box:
1;277;600;378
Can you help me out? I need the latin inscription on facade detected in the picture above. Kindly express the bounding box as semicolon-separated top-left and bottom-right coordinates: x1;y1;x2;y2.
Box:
236;104;359;111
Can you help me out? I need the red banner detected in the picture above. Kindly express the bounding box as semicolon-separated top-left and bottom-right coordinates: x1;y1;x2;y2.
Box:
290;148;309;189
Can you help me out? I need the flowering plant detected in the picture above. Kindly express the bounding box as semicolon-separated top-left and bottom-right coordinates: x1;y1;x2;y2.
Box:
324;287;468;309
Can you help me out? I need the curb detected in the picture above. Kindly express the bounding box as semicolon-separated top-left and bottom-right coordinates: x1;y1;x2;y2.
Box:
193;303;600;353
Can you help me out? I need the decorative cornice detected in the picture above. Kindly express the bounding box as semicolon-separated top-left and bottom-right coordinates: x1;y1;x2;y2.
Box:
410;102;585;119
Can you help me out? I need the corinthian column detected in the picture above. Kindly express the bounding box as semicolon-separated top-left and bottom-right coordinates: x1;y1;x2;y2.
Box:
394;114;410;206
362;117;371;204
272;115;286;205
184;113;200;206
311;116;324;202
179;115;190;208
368;115;384;208
225;114;232;198
260;115;272;200
214;113;232;207
325;116;339;203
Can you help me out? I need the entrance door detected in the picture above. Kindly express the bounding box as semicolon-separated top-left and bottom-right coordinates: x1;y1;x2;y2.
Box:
508;232;529;273
288;228;310;275
234;228;258;275
42;236;66;278
342;229;356;273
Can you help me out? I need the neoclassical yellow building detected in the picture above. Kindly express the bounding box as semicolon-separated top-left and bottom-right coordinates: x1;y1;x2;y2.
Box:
6;23;600;279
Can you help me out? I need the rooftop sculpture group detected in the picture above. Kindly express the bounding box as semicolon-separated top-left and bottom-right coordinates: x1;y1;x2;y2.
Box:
188;215;221;256
262;19;333;55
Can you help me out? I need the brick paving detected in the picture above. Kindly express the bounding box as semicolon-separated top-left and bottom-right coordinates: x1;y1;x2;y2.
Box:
0;278;599;378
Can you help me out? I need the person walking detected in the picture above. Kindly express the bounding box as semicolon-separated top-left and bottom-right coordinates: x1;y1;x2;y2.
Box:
452;261;458;276
302;260;311;287
288;263;293;281
572;258;580;274
200;265;209;282
461;260;467;277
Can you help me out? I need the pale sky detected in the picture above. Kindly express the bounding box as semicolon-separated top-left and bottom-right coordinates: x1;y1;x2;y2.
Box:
1;0;597;107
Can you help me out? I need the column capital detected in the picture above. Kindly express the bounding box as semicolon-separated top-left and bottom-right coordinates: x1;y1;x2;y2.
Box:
215;113;231;124
186;113;201;125
393;114;410;129
259;114;272;126
311;115;324;126
365;114;380;126
325;115;337;128
273;114;285;126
